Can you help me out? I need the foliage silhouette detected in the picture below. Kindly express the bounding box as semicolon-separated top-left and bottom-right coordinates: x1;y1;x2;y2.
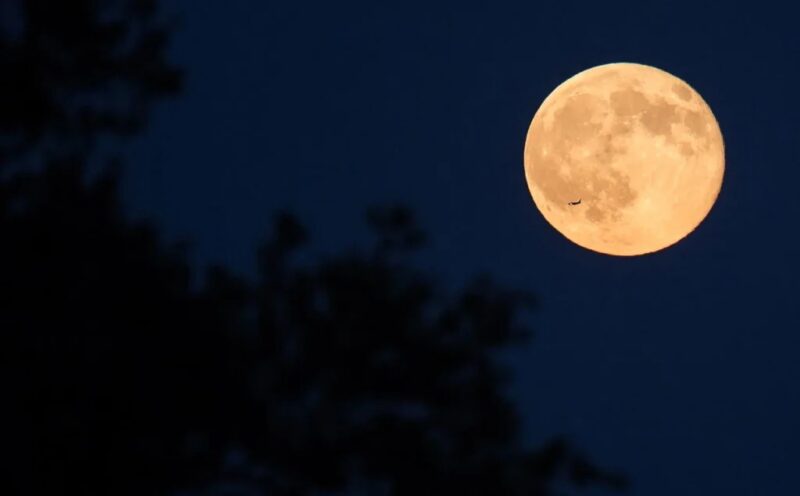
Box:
2;1;627;494
235;207;628;495
0;0;180;167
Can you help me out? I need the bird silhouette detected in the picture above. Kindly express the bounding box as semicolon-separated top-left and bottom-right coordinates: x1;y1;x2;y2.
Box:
568;199;582;206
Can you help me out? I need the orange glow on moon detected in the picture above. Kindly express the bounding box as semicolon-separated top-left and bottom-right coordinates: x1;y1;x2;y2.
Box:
524;63;725;256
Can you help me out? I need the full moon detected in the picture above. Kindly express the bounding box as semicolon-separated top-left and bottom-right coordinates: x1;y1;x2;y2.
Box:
524;63;724;256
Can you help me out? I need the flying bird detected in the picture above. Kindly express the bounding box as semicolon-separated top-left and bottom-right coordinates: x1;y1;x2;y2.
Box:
568;199;582;206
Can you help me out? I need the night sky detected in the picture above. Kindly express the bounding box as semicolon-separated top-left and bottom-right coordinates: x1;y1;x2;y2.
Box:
126;1;800;494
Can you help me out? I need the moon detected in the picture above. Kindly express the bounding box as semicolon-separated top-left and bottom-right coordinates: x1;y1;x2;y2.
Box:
523;63;724;256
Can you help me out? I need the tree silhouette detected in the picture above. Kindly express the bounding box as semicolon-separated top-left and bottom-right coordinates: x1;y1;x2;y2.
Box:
230;207;627;495
1;1;627;495
2;162;242;494
0;0;180;167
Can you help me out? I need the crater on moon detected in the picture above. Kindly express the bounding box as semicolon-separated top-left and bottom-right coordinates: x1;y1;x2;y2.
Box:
609;88;649;117
672;83;692;101
524;63;725;256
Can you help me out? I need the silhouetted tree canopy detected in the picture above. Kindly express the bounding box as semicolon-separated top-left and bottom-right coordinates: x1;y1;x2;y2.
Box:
1;1;627;495
0;0;180;167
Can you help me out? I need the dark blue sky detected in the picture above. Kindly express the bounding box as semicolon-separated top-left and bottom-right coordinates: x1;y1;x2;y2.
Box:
126;1;800;494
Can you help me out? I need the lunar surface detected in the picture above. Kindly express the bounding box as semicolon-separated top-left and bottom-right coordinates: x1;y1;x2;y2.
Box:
524;63;724;256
